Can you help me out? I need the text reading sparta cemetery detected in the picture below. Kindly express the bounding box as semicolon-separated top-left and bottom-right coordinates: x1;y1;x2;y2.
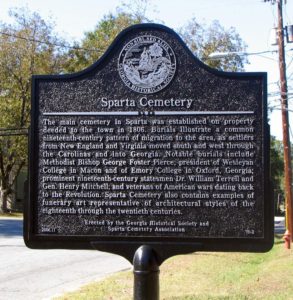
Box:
28;26;270;251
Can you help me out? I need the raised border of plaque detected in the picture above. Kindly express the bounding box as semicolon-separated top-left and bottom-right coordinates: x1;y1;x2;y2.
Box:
24;23;273;264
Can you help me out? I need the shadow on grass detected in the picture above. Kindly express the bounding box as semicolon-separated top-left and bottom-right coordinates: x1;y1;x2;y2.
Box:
167;295;249;300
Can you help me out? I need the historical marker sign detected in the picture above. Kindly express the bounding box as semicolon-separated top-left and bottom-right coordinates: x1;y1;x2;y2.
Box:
25;24;273;263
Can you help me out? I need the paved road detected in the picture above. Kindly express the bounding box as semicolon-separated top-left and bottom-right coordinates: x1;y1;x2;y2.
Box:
0;218;131;300
274;216;286;234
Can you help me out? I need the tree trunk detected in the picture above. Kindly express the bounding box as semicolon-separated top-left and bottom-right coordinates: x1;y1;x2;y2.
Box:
0;157;26;214
0;189;9;213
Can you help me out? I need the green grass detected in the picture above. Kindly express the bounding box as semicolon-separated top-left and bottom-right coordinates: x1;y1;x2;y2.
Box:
56;235;293;300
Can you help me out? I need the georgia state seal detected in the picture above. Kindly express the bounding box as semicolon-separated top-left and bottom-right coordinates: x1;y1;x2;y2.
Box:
118;35;176;94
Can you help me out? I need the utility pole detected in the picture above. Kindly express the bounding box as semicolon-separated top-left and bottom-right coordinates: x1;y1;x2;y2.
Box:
265;0;293;245
277;0;293;245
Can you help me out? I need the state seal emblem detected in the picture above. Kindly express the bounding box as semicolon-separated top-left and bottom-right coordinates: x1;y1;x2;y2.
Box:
118;35;176;94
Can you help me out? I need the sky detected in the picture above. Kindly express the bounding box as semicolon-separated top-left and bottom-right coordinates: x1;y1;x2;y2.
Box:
1;0;293;140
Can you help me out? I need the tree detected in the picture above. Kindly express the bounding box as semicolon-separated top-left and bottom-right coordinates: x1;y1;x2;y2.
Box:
64;0;155;73
0;2;249;213
270;136;285;213
63;12;147;73
179;19;248;72
0;8;65;213
64;14;248;74
63;1;154;73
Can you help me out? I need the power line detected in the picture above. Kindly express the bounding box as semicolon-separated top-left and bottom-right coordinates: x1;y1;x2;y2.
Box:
0;31;104;53
3;29;292;58
0;127;28;132
0;127;29;137
286;56;293;70
0;132;28;137
289;123;293;141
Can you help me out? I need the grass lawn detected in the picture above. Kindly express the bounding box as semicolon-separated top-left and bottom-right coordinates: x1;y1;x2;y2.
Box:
56;235;292;300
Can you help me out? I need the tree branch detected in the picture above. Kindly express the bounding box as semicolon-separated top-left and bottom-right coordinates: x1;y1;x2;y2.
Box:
11;159;25;186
